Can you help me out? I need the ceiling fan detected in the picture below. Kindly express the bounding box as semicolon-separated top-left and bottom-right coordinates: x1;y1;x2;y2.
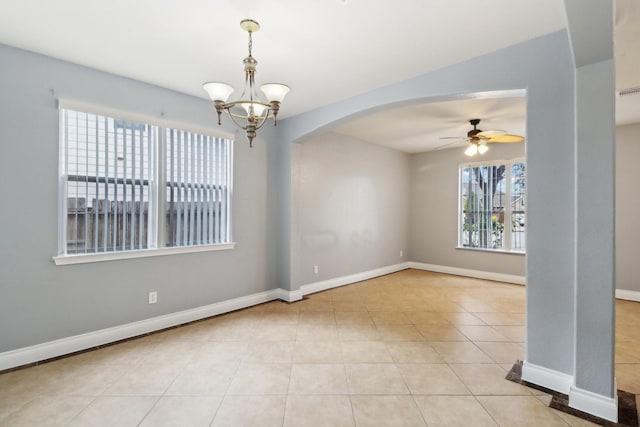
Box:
439;119;525;156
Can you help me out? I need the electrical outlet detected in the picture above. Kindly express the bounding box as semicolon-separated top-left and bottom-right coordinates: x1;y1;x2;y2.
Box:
148;291;157;304
400;250;403;257
313;265;319;274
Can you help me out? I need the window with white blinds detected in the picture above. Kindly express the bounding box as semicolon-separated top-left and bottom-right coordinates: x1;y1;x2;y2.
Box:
58;107;233;259
165;130;232;247
459;159;525;253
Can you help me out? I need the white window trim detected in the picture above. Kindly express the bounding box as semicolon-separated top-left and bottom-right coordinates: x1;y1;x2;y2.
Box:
455;246;525;255
53;243;236;265
55;102;235;265
457;157;526;253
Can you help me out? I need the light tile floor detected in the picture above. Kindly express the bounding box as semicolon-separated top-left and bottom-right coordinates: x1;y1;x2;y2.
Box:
1;269;638;426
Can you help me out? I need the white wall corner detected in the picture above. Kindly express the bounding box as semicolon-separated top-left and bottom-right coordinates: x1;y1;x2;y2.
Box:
300;262;410;295
569;386;618;423
615;289;640;303
0;289;281;371
276;288;303;303
408;262;526;285
521;361;573;394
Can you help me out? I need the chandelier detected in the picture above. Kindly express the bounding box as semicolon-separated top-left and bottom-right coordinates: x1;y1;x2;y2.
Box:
203;19;290;147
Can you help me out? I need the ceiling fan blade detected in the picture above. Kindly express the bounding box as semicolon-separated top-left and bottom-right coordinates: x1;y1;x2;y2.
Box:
439;136;465;140
477;129;506;138
488;134;525;143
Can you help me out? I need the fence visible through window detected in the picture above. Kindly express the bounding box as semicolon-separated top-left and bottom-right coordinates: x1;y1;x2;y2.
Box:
62;111;153;254
60;108;233;257
165;130;232;247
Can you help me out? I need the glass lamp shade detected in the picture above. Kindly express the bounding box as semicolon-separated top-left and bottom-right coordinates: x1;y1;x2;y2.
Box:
241;102;268;117
478;144;489;154
260;83;290;103
465;144;478;156
203;82;234;102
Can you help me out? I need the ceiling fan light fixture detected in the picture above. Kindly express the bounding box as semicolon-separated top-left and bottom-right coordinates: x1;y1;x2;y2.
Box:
478;143;489;154
465;144;478;156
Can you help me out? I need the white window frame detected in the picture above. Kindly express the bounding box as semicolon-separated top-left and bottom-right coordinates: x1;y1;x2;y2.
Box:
457;157;526;255
53;101;235;265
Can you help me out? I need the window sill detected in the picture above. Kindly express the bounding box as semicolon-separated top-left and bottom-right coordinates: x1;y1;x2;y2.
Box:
456;246;526;256
53;243;236;265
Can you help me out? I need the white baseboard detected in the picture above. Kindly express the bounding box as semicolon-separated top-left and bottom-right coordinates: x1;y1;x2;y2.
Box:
615;289;640;302
408;262;526;285
0;288;282;371
300;262;410;295
276;288;304;303
569;386;618;423
521;361;573;394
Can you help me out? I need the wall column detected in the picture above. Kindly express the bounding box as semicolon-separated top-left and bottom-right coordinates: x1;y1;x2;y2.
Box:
565;0;617;421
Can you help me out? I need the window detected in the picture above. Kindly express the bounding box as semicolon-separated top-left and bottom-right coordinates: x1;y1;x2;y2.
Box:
459;159;525;252
165;129;232;247
57;107;233;263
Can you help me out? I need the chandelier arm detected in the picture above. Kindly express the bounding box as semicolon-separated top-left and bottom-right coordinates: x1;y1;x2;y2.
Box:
226;110;249;131
224;109;268;131
253;111;272;130
225;100;271;111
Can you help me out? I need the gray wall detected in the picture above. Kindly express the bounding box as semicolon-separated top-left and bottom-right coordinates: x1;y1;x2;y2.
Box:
616;123;640;293
0;44;276;352
410;143;525;276
298;132;410;285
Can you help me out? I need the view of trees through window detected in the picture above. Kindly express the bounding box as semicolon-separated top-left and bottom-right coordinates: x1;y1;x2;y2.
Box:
460;160;525;252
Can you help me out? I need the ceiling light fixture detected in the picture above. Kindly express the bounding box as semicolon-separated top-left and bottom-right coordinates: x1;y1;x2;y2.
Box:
464;119;489;157
203;19;289;148
440;119;524;156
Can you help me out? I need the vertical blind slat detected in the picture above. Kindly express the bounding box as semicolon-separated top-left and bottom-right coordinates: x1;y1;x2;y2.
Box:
215;138;221;243
93;115;99;251
176;130;182;246
208;138;214;243
221;138;226;242
202;136;209;243
196;134;202;244
189;132;195;245
130;125;136;249
169;130;175;247
103;117;109;252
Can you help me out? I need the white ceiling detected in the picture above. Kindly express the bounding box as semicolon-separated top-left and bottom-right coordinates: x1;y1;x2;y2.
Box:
333;95;527;154
0;0;638;153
